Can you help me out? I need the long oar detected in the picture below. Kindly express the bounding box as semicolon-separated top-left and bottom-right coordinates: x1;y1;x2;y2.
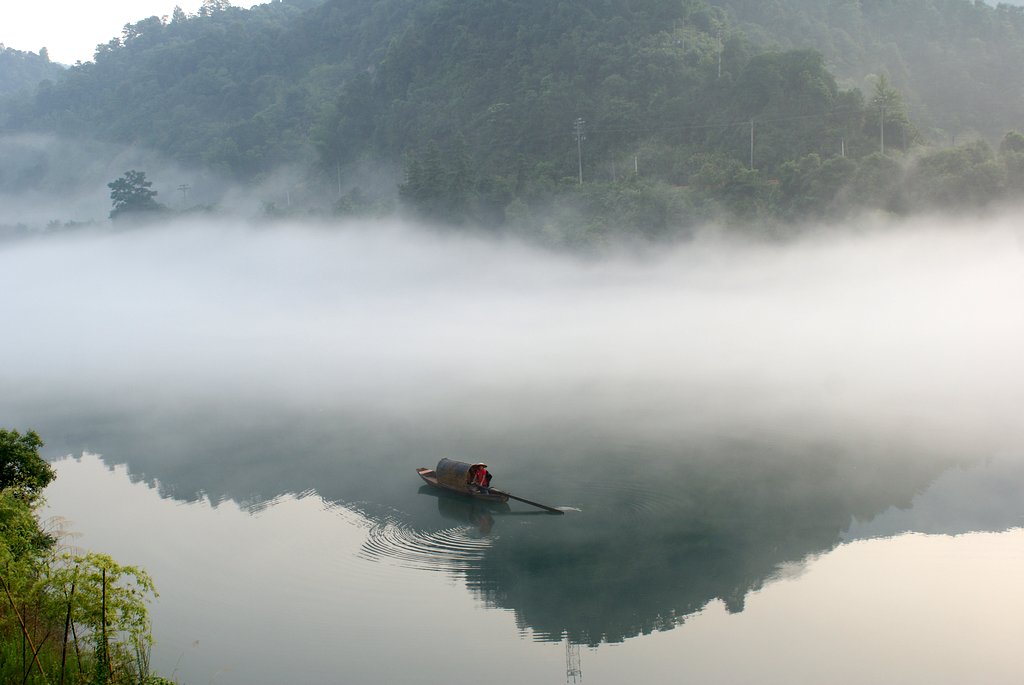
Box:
490;489;564;515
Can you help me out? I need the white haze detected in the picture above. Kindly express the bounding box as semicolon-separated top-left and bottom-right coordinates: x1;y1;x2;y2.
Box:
1;1;208;65
0;135;395;227
2;215;1023;455
0;134;229;225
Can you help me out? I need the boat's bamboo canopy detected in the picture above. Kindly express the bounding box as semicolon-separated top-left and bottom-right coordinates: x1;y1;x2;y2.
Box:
435;458;486;490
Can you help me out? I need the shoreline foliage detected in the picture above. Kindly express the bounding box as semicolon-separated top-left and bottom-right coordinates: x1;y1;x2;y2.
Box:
0;429;170;685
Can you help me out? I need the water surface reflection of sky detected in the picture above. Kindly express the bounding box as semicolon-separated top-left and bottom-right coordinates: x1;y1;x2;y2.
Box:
43;452;1024;685
45;455;562;684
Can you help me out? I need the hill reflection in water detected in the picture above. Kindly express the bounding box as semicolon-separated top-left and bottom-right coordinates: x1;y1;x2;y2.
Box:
26;398;1016;649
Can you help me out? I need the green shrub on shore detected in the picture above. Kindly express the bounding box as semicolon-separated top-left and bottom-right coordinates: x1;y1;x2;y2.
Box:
0;428;170;685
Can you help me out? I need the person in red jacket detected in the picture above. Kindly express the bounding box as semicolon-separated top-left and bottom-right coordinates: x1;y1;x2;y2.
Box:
471;464;492;493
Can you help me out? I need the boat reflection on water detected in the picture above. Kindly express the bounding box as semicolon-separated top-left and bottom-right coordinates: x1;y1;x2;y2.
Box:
417;485;556;535
418;484;509;535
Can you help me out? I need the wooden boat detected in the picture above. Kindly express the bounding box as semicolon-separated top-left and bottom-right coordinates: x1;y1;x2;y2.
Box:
416;458;509;503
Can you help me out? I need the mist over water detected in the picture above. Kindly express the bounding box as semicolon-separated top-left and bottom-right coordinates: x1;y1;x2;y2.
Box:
3;213;1023;454
9;213;1024;681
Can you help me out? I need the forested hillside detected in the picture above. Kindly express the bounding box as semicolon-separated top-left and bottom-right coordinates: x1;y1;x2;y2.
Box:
0;45;64;97
2;0;1024;241
710;0;1024;141
2;0;389;179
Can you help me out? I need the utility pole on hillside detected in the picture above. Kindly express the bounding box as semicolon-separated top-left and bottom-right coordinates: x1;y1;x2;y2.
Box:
879;105;886;155
717;27;723;79
749;119;755;170
573;118;586;184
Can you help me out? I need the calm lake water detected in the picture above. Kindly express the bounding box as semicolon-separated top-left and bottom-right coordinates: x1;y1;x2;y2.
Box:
4;219;1024;683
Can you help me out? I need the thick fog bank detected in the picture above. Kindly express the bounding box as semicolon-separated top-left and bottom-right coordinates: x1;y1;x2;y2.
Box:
2;214;1022;454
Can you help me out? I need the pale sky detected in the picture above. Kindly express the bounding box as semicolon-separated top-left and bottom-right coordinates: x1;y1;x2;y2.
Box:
5;1;1024;65
0;1;209;65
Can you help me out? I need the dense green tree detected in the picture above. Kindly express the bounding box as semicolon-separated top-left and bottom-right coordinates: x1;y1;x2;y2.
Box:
400;136;483;224
0;429;54;501
200;0;232;16
999;130;1024;155
107;170;165;219
778;153;857;218
999;131;1024;193
0;488;52;567
573;178;695;241
847;152;903;212
690;153;773;218
907;140;1005;209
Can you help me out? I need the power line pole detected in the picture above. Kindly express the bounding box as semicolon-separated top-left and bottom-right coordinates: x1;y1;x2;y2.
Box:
749;118;755;170
573;118;586;184
879;105;886;155
717;27;723;79
177;184;191;204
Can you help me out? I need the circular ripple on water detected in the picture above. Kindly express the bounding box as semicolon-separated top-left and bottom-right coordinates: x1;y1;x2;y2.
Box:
358;516;494;573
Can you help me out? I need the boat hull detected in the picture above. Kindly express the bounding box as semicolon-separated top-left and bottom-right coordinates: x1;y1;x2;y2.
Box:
416;467;509;503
